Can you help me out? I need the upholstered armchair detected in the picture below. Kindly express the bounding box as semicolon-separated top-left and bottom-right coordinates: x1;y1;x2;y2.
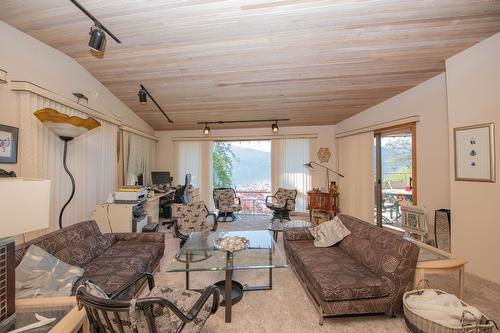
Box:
173;201;217;247
213;188;242;222
76;273;220;333
265;188;297;221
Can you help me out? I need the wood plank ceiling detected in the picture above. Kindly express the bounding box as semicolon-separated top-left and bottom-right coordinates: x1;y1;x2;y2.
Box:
1;0;500;130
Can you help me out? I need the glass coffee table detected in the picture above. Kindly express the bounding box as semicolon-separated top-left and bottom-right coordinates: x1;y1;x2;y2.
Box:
167;230;287;323
268;219;315;241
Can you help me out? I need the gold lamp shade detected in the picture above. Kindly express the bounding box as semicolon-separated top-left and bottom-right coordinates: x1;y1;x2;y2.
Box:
34;108;100;139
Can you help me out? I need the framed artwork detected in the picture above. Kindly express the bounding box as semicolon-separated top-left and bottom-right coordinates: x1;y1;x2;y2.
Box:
454;123;495;182
0;124;18;164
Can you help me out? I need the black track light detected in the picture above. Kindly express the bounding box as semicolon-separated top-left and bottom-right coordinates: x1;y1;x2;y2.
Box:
138;88;147;104
88;24;106;52
272;121;279;133
203;123;210;135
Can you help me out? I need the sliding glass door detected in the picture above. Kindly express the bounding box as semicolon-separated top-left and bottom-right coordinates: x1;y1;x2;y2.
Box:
374;124;416;227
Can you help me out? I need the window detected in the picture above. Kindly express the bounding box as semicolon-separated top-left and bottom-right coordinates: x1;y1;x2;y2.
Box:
213;140;271;214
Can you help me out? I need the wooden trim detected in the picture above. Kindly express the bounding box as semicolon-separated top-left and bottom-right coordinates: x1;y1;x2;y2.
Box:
120;125;159;141
172;133;318;142
336;116;419;138
10;81;122;126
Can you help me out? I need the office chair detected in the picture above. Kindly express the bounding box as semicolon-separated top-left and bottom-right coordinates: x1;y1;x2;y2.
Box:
174;173;192;204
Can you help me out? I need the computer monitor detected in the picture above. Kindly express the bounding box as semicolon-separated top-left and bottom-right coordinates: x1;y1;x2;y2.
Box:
151;171;171;185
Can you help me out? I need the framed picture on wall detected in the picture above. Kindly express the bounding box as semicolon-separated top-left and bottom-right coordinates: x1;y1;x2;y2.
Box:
0;124;19;164
454;123;495;182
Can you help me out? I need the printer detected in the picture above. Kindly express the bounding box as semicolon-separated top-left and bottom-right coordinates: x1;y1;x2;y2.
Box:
114;186;147;203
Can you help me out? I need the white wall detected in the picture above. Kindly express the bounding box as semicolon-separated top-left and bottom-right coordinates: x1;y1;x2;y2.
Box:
156;125;337;191
446;32;500;284
0;22;153;164
335;73;450;237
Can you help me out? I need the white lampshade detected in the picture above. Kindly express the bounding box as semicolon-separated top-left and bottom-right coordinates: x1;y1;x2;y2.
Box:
0;178;51;238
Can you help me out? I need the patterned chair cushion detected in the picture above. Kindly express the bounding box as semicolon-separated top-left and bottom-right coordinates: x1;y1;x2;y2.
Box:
266;188;297;211
131;286;213;333
83;285;213;333
173;201;215;235
213;188;241;213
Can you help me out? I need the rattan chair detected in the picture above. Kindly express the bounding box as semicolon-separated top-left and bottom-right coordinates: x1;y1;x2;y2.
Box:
76;273;219;333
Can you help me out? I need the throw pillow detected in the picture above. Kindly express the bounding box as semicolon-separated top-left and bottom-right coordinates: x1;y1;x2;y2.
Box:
308;216;351;247
16;245;85;298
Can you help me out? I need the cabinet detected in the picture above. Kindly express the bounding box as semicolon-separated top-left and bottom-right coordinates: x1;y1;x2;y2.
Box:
92;202;147;233
307;191;339;223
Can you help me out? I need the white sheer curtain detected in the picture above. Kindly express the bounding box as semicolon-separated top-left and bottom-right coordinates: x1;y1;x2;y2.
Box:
272;138;312;212
175;141;202;187
17;91;119;237
337;132;374;222
123;131;156;186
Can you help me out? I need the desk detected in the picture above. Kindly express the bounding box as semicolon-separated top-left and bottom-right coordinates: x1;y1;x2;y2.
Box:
144;191;174;224
409;238;467;299
14;296;88;333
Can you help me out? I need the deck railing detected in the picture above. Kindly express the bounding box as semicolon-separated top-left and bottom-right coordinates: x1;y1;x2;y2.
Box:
235;190;272;214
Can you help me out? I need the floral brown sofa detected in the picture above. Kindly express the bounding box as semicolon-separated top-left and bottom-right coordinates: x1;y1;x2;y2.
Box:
284;214;419;324
15;220;164;299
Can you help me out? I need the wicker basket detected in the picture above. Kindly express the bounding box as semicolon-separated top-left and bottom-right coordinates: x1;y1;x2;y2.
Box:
403;289;497;333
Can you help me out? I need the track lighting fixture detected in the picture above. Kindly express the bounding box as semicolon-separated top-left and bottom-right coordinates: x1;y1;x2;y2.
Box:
137;85;173;123
138;88;147;104
198;119;289;134
272;121;279;133
70;0;121;53
203;123;211;135
88;24;106;52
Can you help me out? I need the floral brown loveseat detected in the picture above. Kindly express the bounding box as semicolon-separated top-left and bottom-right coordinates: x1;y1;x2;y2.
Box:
15;220;165;299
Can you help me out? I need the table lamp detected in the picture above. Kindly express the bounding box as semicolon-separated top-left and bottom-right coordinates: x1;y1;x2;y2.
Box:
0;177;51;331
34;108;100;229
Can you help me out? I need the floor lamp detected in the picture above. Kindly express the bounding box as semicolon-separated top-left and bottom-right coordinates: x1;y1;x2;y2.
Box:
304;161;344;190
34;108;100;229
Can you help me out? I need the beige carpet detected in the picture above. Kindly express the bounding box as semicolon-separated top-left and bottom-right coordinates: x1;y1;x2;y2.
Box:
152;215;500;332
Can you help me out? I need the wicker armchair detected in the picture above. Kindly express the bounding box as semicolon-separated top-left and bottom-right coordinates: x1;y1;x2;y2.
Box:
173;201;217;247
265;188;297;221
213;188;242;222
76;273;220;333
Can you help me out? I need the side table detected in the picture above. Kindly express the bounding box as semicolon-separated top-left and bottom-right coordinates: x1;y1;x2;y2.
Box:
11;296;88;333
268;220;315;242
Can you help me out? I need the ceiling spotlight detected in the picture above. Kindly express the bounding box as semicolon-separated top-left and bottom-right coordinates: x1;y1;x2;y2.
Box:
88;24;106;52
138;88;147;104
203;123;210;135
272;121;279;133
71;0;121;53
